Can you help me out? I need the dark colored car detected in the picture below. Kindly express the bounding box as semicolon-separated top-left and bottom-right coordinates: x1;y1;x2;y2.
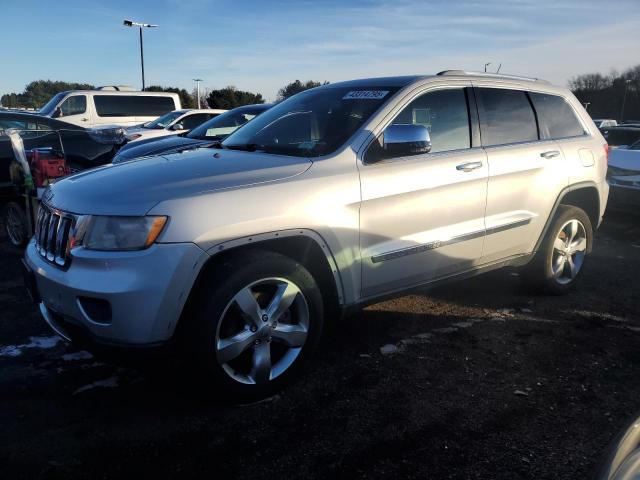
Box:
0;112;126;171
0;112;126;246
112;104;272;163
601;125;640;148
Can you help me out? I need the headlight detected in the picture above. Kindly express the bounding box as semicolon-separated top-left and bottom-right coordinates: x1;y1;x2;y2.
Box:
78;216;167;251
88;127;127;145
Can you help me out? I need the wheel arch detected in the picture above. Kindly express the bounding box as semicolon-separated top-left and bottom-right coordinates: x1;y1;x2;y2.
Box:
534;181;600;254
175;229;345;340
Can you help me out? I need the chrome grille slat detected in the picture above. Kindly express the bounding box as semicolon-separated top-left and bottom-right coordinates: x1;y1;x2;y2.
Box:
34;204;75;268
54;217;71;266
46;214;59;261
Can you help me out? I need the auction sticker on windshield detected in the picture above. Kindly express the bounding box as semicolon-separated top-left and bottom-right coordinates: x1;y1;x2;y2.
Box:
343;90;389;100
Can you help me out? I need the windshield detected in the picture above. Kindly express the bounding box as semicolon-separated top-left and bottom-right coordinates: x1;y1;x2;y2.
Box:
222;86;399;157
188;107;267;140
143;110;184;129
39;92;67;116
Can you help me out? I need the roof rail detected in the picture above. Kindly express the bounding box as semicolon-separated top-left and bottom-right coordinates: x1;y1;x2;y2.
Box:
436;70;550;84
96;85;138;91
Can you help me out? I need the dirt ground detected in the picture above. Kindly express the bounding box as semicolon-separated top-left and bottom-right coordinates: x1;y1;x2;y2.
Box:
1;210;639;479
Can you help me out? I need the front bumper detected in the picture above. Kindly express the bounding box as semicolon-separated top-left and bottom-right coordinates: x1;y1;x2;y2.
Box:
24;239;209;347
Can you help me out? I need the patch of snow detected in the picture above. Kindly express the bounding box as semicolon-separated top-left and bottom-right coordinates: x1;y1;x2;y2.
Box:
62;351;93;362
72;377;119;395
0;336;62;357
432;327;458;333
380;344;398;355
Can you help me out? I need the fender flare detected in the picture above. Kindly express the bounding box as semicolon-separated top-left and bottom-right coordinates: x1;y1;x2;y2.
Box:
204;228;346;305
533;180;600;253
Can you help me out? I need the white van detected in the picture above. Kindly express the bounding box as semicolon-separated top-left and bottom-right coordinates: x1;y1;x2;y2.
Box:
37;87;181;127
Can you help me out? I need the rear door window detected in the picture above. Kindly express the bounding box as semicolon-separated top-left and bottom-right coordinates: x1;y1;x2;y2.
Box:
529;92;585;139
475;88;538;146
94;96;175;117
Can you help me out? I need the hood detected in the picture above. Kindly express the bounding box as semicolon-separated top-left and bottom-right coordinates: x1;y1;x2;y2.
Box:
45;148;312;216
114;135;203;161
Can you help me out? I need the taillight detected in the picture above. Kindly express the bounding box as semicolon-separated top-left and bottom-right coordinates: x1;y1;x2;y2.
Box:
604;143;610;164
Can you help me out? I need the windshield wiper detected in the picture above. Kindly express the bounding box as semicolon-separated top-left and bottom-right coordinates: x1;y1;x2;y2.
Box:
224;143;263;152
206;140;224;149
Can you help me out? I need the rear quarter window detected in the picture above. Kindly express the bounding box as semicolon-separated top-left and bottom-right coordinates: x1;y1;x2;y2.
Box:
529;92;585;139
475;88;538;147
95;96;176;117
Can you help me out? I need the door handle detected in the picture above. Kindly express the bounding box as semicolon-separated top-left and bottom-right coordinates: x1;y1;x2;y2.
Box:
540;150;560;159
81;117;89;122
456;161;483;172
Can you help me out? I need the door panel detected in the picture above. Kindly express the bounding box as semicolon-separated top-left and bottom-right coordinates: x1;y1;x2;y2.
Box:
481;140;568;262
359;148;488;298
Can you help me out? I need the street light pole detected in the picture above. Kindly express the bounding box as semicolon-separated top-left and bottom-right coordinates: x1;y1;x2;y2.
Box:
139;26;145;90
484;62;491;73
123;19;158;91
620;79;631;123
193;79;203;109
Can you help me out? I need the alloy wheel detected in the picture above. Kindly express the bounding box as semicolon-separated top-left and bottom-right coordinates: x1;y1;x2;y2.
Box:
551;219;587;285
4;204;25;246
215;277;309;385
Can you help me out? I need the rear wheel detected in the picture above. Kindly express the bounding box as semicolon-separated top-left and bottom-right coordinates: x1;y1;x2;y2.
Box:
2;201;28;247
187;250;324;401
526;205;592;294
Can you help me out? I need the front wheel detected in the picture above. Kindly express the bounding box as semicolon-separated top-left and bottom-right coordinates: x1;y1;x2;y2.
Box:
2;201;29;247
187;250;324;401
526;205;593;294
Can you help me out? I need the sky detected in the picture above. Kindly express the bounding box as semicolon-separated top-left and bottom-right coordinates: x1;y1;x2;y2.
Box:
2;0;640;101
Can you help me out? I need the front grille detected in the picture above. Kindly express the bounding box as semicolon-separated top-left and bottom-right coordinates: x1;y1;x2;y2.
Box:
34;204;75;268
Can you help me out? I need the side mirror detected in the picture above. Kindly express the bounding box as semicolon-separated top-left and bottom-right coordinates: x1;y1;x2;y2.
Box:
171;123;184;131
52;107;62;118
383;124;431;156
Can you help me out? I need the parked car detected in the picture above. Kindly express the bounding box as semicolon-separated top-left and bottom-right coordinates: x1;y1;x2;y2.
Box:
124;109;227;142
1;112;126;246
607;139;640;209
112;104;271;163
597;412;640;480
593;118;618;129
33;87;181;128
24;71;608;401
0;112;126;171
601;126;640;148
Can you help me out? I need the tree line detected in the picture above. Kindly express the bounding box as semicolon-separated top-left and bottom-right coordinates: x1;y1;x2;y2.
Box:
9;70;636;121
1;79;328;110
569;64;639;121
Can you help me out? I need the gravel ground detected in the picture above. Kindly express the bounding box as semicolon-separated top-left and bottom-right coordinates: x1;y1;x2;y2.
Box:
0;210;639;479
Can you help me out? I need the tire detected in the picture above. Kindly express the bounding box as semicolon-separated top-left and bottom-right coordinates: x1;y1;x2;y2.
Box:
186;249;324;401
2;201;29;248
526;205;593;295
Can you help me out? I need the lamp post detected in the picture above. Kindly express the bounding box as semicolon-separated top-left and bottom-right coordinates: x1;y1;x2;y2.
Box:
123;19;158;91
620;79;632;123
583;102;591;111
193;78;203;109
484;62;491;73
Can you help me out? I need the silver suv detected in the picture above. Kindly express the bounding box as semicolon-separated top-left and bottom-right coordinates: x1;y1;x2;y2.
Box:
24;71;609;400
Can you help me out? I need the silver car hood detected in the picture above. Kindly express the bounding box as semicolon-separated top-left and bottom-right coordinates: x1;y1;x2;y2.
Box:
45;149;312;215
